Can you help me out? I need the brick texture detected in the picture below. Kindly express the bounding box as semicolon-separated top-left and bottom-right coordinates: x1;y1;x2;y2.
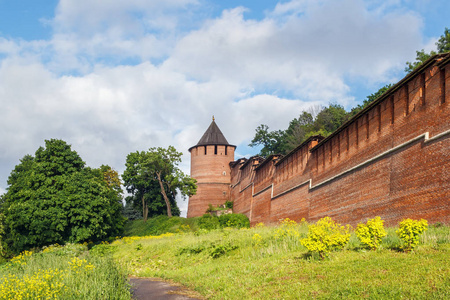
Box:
190;54;450;226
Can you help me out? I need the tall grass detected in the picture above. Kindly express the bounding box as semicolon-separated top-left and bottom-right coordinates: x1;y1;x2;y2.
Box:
0;243;131;300
111;219;450;299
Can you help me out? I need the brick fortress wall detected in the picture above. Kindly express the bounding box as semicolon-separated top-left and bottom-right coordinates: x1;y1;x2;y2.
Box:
230;53;450;226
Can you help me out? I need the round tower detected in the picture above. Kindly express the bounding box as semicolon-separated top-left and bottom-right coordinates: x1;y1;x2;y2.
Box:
187;117;236;218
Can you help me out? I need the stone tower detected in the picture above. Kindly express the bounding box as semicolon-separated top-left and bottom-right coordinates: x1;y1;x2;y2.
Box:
187;118;236;218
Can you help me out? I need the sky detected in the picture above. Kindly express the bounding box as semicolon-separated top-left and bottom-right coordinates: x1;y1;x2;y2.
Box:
0;0;448;216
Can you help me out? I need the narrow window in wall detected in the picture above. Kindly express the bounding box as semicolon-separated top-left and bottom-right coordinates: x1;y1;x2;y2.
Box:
405;84;409;115
366;114;370;140
420;72;426;105
204;146;207;155
355;121;359;147
441;68;446;104
390;96;395;124
225;146;228;155
214;145;217;155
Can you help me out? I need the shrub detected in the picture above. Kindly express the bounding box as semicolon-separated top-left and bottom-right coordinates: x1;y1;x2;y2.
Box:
209;242;238;259
355;216;387;250
301;217;351;259
396;218;428;252
224;201;233;209
218;214;250;229
274;218;300;240
197;214;220;230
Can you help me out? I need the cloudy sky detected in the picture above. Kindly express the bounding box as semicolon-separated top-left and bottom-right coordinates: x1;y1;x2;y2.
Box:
0;0;448;216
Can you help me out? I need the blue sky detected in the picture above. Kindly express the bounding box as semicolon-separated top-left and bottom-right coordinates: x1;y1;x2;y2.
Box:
0;0;448;215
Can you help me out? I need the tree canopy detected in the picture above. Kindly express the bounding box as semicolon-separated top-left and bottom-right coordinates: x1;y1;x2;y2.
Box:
122;146;197;221
249;104;349;156
0;139;124;254
405;27;450;73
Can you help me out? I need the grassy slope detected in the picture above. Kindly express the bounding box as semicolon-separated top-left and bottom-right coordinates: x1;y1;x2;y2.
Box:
113;219;450;300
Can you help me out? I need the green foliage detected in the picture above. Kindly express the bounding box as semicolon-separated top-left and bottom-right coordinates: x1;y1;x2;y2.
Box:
198;214;221;230
249;104;349;156
123;146;196;220
313;104;348;135
224;201;233;209
0;244;131;299
113;221;450;299
396;218;428;252
0;139;124;254
176;243;206;256
405;27;450;73
197;213;250;231
348;84;393;117
301;217;351;259
355;216;387;250
218;214;250;229
248;124;287;156
209;242;238;259
176;240;238;259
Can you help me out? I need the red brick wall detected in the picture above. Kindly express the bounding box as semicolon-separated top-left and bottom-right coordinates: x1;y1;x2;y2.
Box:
229;55;450;226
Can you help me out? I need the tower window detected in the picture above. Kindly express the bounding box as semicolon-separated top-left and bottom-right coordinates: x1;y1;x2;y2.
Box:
204;146;207;155
214;145;217;155
225;146;228;155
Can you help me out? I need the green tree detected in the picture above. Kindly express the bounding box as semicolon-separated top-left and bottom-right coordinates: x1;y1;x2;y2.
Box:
405;27;450;73
123;146;196;220
313;103;348;135
284;111;315;152
0;139;124;254
348;84;392;117
248;124;287;156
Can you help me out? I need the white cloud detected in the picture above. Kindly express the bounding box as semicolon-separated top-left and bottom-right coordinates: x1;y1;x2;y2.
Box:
164;0;422;105
0;0;440;216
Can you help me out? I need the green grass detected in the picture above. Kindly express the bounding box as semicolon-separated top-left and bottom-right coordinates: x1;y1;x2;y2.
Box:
123;215;199;236
0;243;131;300
1;218;448;299
111;219;450;299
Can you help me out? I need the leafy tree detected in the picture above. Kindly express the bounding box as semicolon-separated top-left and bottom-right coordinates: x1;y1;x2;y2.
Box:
248;124;287;156
405;27;450;73
313;103;348;135
249;105;349;156
348;84;392;117
284;111;315;152
0;139;124;254
123;146;196;220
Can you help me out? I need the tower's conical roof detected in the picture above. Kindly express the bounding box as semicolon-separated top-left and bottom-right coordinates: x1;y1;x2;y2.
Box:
189;118;235;151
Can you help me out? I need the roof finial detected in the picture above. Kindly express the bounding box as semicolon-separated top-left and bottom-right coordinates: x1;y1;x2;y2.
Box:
212;115;215;121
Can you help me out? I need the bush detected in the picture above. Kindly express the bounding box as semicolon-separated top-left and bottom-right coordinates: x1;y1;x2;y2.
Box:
218;214;250;229
355;216;387;250
224;201;233;209
396;218;428;252
301;217;351;259
197;214;220;230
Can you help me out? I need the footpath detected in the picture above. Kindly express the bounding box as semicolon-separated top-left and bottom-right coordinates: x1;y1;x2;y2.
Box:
129;277;202;300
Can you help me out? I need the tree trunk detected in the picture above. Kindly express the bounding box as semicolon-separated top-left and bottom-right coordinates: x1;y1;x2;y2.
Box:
142;195;148;222
156;172;172;217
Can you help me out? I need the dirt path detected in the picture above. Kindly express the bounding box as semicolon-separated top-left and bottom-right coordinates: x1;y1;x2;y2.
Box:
129;277;203;300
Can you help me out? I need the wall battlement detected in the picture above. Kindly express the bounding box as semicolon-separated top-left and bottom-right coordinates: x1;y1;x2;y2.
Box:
228;53;450;226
